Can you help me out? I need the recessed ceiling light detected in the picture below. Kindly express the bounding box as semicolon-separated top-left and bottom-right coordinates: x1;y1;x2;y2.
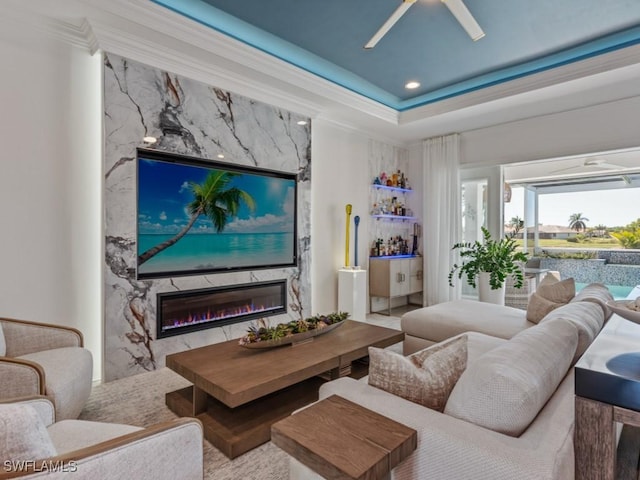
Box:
143;136;157;144
217;154;225;159
297;120;307;125
405;81;420;90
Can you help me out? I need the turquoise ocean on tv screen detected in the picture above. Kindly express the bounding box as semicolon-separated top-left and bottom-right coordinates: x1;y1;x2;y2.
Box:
138;232;293;274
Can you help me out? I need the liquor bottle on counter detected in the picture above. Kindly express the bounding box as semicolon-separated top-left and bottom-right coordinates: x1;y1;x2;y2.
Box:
371;235;413;257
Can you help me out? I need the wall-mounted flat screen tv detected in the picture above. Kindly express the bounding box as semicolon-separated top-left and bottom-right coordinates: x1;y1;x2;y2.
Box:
136;149;297;279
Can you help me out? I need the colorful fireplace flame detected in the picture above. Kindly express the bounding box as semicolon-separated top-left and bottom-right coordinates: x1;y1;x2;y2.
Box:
163;302;281;331
157;280;287;339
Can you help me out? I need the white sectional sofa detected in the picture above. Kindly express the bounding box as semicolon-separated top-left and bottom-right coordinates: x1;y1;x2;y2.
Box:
401;281;613;355
289;282;614;480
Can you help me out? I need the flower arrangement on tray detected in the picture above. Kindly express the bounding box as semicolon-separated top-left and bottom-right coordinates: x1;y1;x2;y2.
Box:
238;311;349;348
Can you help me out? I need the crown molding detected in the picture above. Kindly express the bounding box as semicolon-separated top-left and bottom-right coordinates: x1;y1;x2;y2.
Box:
399;42;640;125
84;0;640;131
313;115;408;148
0;3;97;52
42;17;98;54
88;18;323;120
81;0;398;125
5;0;640;144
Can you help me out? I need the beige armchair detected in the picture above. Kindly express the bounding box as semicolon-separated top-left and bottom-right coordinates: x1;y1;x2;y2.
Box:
0;396;204;479
0;317;92;420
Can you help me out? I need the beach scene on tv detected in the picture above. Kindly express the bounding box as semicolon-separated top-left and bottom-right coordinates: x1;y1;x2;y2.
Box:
137;155;296;278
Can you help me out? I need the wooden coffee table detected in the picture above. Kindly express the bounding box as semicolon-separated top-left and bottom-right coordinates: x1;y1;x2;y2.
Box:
272;395;417;480
165;320;403;458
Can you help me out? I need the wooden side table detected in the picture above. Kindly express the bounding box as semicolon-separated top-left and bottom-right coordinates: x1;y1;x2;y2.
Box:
271;395;417;480
575;313;640;480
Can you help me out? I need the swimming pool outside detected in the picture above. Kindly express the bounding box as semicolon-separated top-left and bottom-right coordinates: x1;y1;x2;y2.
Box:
575;283;635;300
540;257;640;296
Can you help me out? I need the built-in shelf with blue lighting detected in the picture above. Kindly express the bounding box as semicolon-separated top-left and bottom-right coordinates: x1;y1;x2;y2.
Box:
371;184;412;194
369;254;419;259
372;214;416;221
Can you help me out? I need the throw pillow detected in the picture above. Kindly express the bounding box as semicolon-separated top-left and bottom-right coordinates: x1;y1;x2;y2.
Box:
538;276;576;303
444;319;578;437
526;276;576;323
526;292;564;324
368;335;467;412
0;404;57;461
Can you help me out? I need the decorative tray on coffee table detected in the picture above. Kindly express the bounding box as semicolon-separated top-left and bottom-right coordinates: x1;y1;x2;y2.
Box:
241;321;344;349
238;312;349;349
606;298;640;324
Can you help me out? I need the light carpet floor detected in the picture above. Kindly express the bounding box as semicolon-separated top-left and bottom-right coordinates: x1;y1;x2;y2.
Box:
79;314;403;480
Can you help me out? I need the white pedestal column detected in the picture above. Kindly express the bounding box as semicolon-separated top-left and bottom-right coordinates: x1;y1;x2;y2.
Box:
338;268;367;320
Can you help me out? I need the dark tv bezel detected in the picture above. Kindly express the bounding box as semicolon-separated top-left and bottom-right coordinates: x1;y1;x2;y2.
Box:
136;148;298;280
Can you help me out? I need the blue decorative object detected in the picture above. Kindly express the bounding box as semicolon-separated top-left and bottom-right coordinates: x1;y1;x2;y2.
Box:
354;215;360;267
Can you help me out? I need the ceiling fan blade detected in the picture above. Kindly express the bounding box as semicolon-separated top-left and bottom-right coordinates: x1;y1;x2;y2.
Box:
364;0;416;49
441;0;485;41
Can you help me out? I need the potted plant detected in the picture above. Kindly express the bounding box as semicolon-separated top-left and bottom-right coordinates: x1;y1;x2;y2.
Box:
448;227;529;304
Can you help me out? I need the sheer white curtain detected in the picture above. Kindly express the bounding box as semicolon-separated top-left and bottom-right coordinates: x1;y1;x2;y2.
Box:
423;134;461;305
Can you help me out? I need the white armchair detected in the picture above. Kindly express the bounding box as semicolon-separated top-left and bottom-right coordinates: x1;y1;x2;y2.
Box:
0;317;92;420
0;396;204;479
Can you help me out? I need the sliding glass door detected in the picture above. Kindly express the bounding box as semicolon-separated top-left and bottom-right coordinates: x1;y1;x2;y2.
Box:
459;166;503;297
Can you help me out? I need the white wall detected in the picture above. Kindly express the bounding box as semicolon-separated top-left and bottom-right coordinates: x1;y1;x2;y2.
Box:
460;95;640;167
311;120;370;314
0;20;102;380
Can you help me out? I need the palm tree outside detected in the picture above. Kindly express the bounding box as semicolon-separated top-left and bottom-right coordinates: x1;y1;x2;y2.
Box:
138;170;255;265
568;213;589;233
507;216;524;237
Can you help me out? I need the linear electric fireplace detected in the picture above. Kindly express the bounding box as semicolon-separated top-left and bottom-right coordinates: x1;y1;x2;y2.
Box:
157;280;287;339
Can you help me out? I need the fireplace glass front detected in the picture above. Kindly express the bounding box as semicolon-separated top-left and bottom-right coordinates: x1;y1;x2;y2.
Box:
157;280;287;338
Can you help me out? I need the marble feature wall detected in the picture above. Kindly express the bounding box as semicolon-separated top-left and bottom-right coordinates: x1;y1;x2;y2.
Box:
103;53;311;381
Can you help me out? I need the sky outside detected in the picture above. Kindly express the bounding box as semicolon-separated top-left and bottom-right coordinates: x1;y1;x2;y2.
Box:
505;187;640;229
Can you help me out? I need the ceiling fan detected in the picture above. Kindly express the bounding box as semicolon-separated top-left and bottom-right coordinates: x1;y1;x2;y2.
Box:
550;158;629;174
364;0;485;49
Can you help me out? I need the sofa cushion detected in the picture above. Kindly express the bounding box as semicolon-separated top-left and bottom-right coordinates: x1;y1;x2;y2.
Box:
18;347;93;420
444;319;578;437
402;300;532;344
571;283;614;320
464;332;508;362
47;420;142;455
526;276;576;323
540;301;604;363
0;404;56;461
368;335;467;412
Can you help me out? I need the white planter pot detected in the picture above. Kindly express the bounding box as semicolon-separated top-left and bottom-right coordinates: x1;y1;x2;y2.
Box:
478;272;505;305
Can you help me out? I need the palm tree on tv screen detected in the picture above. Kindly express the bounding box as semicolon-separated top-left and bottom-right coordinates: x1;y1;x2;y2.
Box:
568;213;589;233
138;170;255;266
